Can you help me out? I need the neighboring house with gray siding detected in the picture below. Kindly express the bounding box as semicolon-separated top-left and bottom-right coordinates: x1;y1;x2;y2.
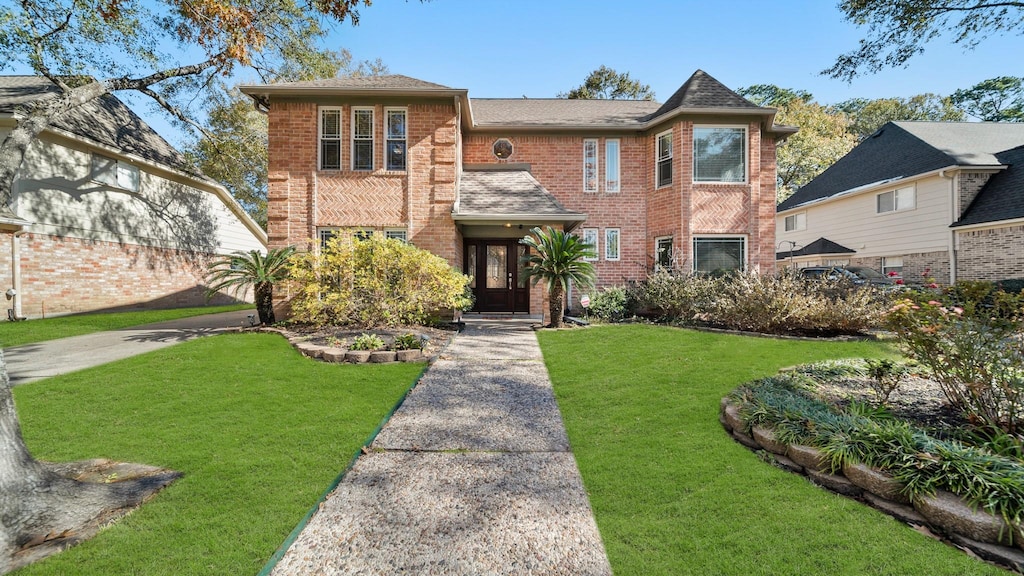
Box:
776;122;1024;284
0;76;266;319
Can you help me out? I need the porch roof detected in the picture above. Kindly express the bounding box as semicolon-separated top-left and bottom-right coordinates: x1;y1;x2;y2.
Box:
453;166;586;228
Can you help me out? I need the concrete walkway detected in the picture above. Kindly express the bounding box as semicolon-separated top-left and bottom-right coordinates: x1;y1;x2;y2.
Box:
270;319;613;575
4;309;256;385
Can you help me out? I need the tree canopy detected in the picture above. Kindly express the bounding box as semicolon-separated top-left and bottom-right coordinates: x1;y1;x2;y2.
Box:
559;66;655;100
825;0;1024;81
836;94;964;139
951;76;1024;122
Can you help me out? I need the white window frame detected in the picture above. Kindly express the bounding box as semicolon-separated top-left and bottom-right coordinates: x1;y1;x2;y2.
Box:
91;153;140;192
605;138;620;193
655;236;674;271
881;256;904;277
318;227;340;249
318;107;343;171
583;138;599;193
351;107;374;171
384;228;408;242
784;212;806;232
581;228;599;261
385;107;407;171
876;186;916;214
604;228;621;261
656;130;673;188
693;125;748;184
692;235;747;273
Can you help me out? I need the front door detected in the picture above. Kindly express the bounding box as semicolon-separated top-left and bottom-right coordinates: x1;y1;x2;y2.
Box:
465;240;529;313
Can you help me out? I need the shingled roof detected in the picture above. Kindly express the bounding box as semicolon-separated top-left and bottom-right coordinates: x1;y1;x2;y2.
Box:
255;74;455;91
778;122;1024;212
954;145;1024;228
470;98;661;127
648;69;765;119
0;76;196;176
455;168;585;223
775;237;855;260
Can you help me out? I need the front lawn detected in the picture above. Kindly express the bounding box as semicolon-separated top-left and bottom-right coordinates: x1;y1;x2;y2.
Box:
0;304;253;347
538;325;1007;576
12;333;423;575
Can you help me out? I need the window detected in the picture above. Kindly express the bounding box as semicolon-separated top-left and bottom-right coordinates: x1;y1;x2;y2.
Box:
353;229;373;241
694;126;746;183
693;237;746;273
385;108;406;171
385;229;407;242
581;228;598;261
784;212;806;232
655;237;673;270
881;256;904;277
319;107;342;170
583;139;598;192
318;227;339;248
352;107;374;171
825;259;850;266
91;154;139;192
493;138;513;159
605;228;620;261
877;186;915;213
656;130;673;188
605;139;620;193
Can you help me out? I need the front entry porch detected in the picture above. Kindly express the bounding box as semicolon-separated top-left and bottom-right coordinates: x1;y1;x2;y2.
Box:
464;239;530;313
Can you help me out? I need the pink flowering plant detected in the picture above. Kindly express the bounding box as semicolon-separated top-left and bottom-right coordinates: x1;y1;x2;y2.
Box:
886;284;1024;435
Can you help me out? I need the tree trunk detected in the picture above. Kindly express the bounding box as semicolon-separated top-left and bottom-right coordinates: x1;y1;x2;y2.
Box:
549;282;565;328
255;282;275;325
0;350;180;573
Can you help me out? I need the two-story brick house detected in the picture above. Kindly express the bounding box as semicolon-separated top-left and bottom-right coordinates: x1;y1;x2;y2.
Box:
241;70;793;318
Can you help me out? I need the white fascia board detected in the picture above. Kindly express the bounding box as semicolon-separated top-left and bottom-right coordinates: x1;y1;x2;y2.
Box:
776;166;966;214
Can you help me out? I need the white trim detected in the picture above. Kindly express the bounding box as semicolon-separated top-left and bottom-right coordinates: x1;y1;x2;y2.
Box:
692;235;747;272
318;106;343;171
605;138;620;193
583;138;598;193
655;130;673;189
351;106;374;171
604;227;621;261
783;211;806;232
875;185;916;214
776;165;966;214
693;125;748;184
384;107;407;171
384;228;408;242
581;228;599;261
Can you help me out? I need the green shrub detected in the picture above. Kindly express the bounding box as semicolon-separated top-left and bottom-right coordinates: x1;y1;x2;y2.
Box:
863;358;912;406
289;234;472;327
350;333;385;351
587;287;629;322
630;270;720;321
393;333;423;350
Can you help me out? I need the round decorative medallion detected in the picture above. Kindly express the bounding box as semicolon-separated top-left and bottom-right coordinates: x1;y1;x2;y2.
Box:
492;138;513;159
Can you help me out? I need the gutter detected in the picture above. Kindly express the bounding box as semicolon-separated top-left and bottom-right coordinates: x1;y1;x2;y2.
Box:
776;166;966;214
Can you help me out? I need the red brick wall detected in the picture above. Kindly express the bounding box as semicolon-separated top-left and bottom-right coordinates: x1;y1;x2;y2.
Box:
0;232;242;318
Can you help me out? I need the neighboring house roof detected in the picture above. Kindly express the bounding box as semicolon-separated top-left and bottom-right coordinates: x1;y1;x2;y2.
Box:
775;237;855;260
454;167;586;224
470;98;661;128
954;145;1024;228
779;121;1024;212
0;76;195;176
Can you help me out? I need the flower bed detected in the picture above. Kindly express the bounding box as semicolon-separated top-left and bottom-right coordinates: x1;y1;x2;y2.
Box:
257;325;457;364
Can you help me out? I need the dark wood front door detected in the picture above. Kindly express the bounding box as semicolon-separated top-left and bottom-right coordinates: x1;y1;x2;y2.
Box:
465;240;529;313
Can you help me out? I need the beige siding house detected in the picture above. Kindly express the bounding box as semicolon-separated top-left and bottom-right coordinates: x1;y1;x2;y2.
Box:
776;122;1024;284
0;77;267;318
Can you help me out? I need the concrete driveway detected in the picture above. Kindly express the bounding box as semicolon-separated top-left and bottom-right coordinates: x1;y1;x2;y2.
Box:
3;309;256;386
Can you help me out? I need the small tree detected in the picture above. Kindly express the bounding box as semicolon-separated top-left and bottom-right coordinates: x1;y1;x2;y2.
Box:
206;247;295;325
519;227;596;328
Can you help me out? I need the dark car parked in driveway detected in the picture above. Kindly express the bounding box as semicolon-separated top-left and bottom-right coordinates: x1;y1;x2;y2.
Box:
799;266;898;287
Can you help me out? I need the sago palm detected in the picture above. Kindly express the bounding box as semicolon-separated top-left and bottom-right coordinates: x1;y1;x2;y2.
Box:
520;226;596;328
206;246;295;325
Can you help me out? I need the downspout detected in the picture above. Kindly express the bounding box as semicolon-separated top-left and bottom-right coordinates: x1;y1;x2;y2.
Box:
943;170;957;285
8;230;27;321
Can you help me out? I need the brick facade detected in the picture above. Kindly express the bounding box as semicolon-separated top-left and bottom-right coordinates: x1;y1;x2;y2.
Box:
958;172;994;218
849;251;950;286
957;225;1024;281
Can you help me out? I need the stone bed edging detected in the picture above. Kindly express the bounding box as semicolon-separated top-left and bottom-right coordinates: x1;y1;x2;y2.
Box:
720;398;1024;573
236;327;430;364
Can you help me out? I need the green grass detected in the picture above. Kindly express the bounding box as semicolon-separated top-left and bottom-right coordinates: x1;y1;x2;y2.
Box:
0;304;253;347
12;333;423;576
538;325;1007;576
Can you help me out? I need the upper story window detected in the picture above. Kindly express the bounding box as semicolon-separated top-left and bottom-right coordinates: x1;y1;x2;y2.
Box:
352;107;374;171
656;131;673;188
319;107;342;170
583;139;598;192
605;139;620;193
493;138;513;159
877;186;915;213
91;153;140;192
694;236;746;273
385;108;407;171
581;228;598;261
784;212;806;232
694;126;746;183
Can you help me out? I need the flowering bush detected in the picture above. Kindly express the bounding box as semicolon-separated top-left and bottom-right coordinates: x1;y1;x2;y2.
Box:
886;290;1024;435
289;234;472;327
